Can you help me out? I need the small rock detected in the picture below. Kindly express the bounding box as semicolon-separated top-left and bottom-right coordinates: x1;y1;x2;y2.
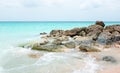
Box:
102;56;116;63
40;32;47;35
79;45;101;52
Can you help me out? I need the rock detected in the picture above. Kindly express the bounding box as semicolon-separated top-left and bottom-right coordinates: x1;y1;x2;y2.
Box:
97;30;120;45
87;25;104;36
105;25;120;33
50;30;65;37
78;31;86;36
52;39;62;45
40;32;47;35
97;31;114;45
102;56;116;63
95;21;105;27
39;39;49;45
65;28;81;37
79;45;101;52
32;44;63;52
64;41;76;48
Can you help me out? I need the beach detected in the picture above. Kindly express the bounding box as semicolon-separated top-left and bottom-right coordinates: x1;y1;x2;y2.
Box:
0;21;120;73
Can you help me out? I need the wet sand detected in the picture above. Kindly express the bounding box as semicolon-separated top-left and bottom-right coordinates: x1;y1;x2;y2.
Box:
88;45;120;73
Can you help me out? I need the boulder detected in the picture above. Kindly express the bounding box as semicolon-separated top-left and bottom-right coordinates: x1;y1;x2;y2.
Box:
50;30;65;37
64;41;76;48
87;25;104;36
79;45;101;52
95;21;105;27
102;56;116;63
105;25;120;33
65;28;81;37
32;44;63;52
97;31;120;45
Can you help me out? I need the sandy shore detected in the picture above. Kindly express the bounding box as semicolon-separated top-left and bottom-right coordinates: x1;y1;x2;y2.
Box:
88;45;120;73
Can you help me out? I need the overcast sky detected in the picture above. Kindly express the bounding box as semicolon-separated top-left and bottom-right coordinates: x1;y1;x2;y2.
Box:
0;0;120;21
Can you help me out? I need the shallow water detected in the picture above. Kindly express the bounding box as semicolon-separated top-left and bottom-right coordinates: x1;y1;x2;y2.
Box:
0;22;120;73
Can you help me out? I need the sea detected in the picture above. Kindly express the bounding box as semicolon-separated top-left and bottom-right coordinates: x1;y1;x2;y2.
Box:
0;21;120;73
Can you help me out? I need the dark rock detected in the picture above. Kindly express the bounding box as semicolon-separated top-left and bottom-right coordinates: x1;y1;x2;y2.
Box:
102;56;116;63
32;44;63;52
87;25;104;36
97;30;120;45
95;21;105;27
79;45;101;52
65;28;81;37
40;32;47;35
97;31;114;45
64;41;76;48
50;30;65;37
105;25;120;33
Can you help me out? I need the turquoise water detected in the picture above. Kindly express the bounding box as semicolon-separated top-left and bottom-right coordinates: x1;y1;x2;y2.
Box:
0;21;120;73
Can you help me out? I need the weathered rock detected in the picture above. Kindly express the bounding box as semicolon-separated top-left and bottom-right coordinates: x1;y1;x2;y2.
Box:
64;42;76;48
95;21;105;27
97;31;114;45
65;28;81;37
97;31;120;45
32;44;63;52
102;56;116;63
52;39;62;45
87;25;104;36
50;30;65;37
105;25;120;33
79;45;101;52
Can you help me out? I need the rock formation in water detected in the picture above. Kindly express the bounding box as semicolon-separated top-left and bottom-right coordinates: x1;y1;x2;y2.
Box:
20;21;120;52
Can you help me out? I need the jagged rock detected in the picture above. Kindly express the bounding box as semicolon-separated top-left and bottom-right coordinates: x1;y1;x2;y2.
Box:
105;25;120;33
50;30;65;37
87;25;104;36
102;56;116;63
97;30;120;45
95;21;105;27
32;44;63;52
65;28;81;37
64;41;76;48
79;45;101;52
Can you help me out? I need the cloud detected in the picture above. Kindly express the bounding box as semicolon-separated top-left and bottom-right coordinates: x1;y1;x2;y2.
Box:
0;0;120;10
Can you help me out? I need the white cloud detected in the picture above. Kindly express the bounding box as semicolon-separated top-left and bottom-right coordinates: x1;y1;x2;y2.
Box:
0;0;120;21
0;0;120;9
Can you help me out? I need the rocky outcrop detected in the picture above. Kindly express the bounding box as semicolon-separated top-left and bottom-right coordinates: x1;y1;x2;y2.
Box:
20;21;120;52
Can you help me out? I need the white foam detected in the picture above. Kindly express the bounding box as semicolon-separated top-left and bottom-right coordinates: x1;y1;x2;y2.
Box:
72;56;100;73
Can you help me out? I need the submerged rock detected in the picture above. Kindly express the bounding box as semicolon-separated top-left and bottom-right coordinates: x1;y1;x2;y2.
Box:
102;56;116;63
79;45;101;52
32;44;63;52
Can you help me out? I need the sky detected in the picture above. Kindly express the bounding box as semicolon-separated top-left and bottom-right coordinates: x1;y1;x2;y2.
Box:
0;0;120;21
